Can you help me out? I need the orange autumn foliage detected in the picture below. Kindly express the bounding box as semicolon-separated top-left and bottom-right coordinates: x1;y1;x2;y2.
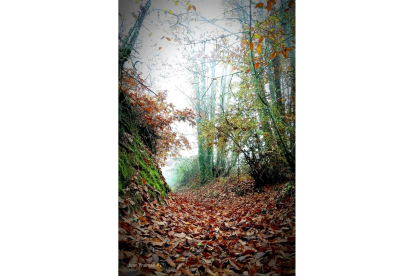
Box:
120;68;196;166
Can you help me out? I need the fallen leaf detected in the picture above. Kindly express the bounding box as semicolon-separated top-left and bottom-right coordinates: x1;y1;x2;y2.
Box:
165;257;176;267
180;267;194;276
151;237;164;246
228;258;242;270
175;232;186;238
267;1;272;11
129;255;137;265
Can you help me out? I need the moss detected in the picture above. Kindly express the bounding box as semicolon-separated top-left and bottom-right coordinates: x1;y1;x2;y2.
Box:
118;181;125;195
119;90;171;204
118;150;134;190
118;131;170;197
148;188;155;199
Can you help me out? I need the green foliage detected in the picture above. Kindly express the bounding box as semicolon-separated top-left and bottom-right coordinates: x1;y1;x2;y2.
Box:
167;156;199;189
118;150;134;192
199;83;290;186
192;3;296;186
282;181;294;197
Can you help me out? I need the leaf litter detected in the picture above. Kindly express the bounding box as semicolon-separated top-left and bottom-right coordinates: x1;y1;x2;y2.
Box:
119;178;295;275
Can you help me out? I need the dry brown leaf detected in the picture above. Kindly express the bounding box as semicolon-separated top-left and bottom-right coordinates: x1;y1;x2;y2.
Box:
228;258;242;270
175;232;186;238
180;267;194;276
129;255;137;265
165;256;176;267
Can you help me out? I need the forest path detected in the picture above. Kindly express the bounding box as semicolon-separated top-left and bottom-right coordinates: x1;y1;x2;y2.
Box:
119;179;295;276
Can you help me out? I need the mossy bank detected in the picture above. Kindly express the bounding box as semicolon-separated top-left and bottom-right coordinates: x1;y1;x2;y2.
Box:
118;90;170;206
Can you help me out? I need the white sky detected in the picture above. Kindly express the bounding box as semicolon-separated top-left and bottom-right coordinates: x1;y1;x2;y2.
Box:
119;0;242;177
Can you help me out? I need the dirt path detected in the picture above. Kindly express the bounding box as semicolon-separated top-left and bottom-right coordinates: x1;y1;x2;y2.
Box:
119;180;295;276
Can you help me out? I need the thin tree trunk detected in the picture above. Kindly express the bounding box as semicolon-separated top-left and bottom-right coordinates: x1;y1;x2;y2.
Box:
119;0;151;77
